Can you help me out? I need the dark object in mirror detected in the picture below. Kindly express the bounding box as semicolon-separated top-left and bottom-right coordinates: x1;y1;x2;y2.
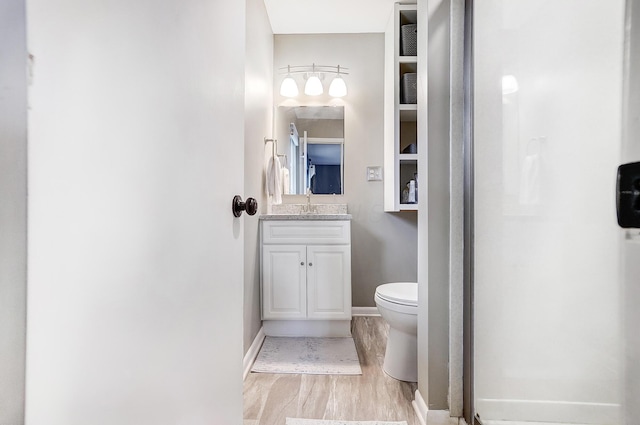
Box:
402;143;417;154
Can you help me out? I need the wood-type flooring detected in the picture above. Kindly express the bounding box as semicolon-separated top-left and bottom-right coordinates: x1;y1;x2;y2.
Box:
243;316;419;425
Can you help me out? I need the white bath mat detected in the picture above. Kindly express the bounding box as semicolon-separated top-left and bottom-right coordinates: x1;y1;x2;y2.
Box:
251;337;362;375
286;420;408;425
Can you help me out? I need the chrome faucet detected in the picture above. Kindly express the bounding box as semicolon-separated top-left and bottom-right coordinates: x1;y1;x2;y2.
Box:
304;188;316;213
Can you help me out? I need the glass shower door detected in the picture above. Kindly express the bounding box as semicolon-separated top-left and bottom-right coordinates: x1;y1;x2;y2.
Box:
473;1;626;424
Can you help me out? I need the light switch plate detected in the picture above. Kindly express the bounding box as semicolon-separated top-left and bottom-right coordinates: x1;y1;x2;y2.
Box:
367;166;383;181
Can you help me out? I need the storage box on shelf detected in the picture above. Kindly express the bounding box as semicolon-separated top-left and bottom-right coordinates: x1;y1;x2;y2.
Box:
401;71;417;104
401;23;417;56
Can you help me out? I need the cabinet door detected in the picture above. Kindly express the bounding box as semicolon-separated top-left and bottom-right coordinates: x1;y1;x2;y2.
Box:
306;245;351;320
262;245;307;319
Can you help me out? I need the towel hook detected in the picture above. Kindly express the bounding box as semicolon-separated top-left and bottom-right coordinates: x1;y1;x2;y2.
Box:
264;137;278;158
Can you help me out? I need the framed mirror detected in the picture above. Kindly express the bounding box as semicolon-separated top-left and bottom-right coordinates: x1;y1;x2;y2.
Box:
275;106;344;195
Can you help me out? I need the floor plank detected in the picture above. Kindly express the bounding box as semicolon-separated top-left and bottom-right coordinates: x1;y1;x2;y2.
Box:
243;316;419;425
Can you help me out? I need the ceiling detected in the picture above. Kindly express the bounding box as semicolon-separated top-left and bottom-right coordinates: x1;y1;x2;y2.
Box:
263;0;397;34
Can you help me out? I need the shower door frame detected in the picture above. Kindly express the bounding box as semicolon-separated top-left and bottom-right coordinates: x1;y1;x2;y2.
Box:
462;0;474;422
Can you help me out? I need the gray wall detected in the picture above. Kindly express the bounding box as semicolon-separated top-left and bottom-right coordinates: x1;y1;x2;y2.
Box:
244;0;273;354
417;0;452;411
0;0;27;423
427;0;452;410
274;33;418;308
449;0;465;417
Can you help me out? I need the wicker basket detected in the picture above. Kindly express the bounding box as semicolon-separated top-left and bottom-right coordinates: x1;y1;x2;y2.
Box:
401;73;417;104
401;24;417;56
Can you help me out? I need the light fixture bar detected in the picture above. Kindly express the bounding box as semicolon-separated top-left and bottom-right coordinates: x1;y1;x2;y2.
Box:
278;65;349;76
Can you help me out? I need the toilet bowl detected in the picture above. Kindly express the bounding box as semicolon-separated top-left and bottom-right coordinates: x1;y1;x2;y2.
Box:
374;282;418;382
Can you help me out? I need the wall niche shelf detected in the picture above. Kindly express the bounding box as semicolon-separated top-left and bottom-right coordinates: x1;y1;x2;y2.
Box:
384;2;419;212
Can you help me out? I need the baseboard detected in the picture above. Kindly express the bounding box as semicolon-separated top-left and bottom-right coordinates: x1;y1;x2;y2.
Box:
263;320;352;337
351;306;380;316
475;398;621;425
412;389;428;425
243;326;266;381
412;392;465;425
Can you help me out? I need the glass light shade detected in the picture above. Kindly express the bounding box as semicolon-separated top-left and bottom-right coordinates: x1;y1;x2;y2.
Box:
329;75;347;97
304;75;323;96
502;75;519;95
280;76;299;97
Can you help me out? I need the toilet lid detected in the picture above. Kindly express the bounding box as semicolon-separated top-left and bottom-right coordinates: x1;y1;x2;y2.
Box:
376;282;418;307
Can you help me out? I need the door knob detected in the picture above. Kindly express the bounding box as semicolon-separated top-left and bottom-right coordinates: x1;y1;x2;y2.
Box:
232;195;258;217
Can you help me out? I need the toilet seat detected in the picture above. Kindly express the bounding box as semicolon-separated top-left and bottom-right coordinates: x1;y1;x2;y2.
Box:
375;282;417;307
375;282;418;315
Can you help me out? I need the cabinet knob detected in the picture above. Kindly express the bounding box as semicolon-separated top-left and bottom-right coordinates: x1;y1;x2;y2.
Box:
309;262;313;266
300;262;305;266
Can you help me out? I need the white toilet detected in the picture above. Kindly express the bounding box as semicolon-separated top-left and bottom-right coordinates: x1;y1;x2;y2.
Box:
374;282;418;382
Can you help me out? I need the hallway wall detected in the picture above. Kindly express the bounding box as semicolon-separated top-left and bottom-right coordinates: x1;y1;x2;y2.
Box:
0;0;27;423
417;0;452;411
244;0;274;354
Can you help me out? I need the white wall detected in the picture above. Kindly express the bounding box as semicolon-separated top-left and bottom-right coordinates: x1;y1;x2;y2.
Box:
274;34;418;307
0;0;27;423
474;1;624;423
26;1;246;423
622;1;640;421
244;0;274;353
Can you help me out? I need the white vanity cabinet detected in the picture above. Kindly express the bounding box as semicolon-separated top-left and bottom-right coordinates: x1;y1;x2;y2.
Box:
260;219;352;337
262;244;307;319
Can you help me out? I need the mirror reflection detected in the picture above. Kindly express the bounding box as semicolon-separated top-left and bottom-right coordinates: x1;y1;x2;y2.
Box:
276;106;344;195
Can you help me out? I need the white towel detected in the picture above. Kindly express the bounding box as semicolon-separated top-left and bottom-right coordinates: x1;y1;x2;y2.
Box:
266;156;282;204
281;167;290;195
519;154;540;205
264;146;273;198
273;156;282;204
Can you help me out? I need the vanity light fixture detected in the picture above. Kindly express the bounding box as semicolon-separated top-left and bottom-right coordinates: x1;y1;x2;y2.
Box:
280;66;299;97
328;65;347;97
304;65;324;96
279;64;349;98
